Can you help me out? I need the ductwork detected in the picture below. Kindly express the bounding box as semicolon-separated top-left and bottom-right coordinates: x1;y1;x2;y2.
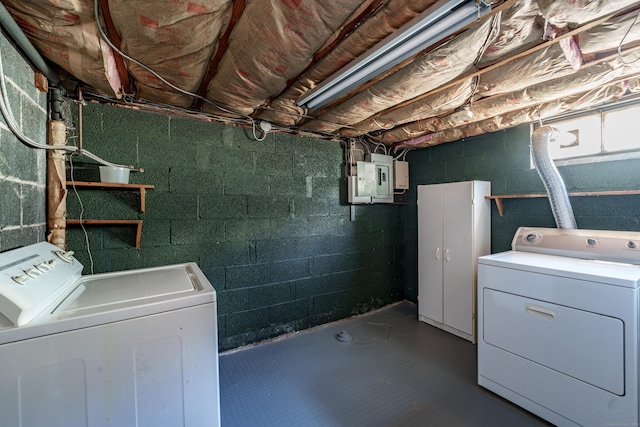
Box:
531;125;577;229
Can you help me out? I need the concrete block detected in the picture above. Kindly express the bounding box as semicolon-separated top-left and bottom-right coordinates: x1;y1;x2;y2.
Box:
225;218;270;241
269;176;307;197
225;307;270;336
255;238;298;263
0;179;21;226
146;193;197;219
21;184;45;224
293;155;342;178
247;196;291;218
170;170;223;194
311;253;361;276
0;227;43;252
255;152;293;176
269;299;308;324
170;117;222;147
249;283;295;309
171;219;224;245
200;266;225;291
308;216;343;236
199;194;247;219
294;276;327;299
271;258;310;283
270;217;309;239
312;139;342;161
225;262;270;289
224;172;270;196
217;289;249;313
310;177;341;199
196;241;249;268
275;134;313;156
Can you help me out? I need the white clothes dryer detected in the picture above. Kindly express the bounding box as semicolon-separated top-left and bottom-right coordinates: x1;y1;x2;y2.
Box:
478;227;640;427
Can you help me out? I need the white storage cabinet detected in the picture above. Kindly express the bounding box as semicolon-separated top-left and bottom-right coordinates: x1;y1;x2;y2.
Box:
417;180;491;343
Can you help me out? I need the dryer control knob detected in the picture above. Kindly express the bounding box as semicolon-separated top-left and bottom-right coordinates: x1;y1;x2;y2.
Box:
526;233;539;242
54;250;75;264
586;238;597;246
627;241;638;249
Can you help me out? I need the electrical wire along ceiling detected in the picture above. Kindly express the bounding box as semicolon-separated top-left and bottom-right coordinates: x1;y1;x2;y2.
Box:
4;0;640;148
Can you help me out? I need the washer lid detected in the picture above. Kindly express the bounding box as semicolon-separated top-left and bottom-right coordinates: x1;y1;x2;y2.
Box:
0;262;215;345
49;263;214;321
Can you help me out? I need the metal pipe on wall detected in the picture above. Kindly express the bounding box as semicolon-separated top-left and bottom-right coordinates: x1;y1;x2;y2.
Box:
0;2;60;85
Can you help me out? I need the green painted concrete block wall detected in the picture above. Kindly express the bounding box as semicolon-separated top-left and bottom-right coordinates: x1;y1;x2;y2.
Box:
404;124;640;301
0;34;47;251
67;103;404;350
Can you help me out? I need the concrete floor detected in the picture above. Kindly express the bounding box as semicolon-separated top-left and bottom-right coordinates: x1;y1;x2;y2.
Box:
219;301;550;426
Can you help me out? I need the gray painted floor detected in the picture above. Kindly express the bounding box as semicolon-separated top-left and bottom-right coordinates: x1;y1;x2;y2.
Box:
219;301;551;426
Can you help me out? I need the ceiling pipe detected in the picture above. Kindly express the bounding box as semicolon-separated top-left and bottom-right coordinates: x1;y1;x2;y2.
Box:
0;2;61;85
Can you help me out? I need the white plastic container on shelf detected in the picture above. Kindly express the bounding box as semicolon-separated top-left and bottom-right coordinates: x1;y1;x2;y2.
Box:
99;166;130;184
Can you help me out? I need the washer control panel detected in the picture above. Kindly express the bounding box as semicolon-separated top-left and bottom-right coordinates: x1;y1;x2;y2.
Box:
0;242;83;327
513;227;640;265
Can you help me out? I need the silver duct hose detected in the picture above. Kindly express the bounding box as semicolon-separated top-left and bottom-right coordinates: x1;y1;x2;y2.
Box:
531;125;577;229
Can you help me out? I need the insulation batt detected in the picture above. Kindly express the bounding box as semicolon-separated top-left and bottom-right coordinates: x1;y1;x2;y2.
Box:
339;0;544;137
109;0;233;107
339;79;476;137
2;0;121;96
257;0;442;126
382;57;640;142
476;0;543;67
397;79;638;149
536;0;640;27
302;17;498;133
384;6;640;144
203;0;368;117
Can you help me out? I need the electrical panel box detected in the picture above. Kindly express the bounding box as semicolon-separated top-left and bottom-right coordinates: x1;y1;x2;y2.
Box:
394;161;409;190
366;153;394;204
348;153;394;204
348;162;375;204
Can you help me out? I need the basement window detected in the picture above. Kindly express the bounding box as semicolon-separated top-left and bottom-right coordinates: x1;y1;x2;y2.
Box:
533;101;640;166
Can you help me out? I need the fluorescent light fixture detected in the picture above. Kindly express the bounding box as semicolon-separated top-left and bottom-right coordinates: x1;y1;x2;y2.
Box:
297;0;490;110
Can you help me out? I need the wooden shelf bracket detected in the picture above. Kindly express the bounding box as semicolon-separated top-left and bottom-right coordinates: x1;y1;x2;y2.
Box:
66;181;154;213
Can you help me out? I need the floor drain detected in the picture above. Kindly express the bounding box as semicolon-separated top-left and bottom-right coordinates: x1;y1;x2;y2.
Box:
335;330;353;342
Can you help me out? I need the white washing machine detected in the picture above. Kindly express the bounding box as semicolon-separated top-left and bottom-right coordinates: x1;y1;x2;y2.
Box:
478;227;640;427
0;241;220;427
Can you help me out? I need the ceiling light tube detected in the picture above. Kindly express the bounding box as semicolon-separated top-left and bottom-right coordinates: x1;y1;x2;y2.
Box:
297;0;490;110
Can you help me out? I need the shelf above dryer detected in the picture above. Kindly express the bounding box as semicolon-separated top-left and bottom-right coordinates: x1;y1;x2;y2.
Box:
487;190;640;216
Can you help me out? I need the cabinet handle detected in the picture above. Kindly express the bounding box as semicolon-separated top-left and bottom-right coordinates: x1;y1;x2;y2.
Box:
526;304;556;320
445;249;451;261
435;248;441;260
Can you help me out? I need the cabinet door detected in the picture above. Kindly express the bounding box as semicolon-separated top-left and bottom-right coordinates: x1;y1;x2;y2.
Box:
442;182;474;335
417;184;444;323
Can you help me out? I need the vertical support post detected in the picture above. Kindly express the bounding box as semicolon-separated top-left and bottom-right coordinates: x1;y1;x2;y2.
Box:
47;120;67;249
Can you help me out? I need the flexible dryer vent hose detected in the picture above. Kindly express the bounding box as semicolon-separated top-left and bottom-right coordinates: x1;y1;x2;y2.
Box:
531;126;577;229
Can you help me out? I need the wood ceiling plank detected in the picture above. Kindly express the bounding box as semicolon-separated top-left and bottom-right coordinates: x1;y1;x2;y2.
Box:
98;0;131;94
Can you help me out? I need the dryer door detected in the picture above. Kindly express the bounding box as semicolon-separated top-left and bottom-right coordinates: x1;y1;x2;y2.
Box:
483;288;624;395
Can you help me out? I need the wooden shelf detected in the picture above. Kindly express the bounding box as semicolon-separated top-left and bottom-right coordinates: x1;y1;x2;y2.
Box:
67;219;143;248
487;190;640;216
66;181;154;213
